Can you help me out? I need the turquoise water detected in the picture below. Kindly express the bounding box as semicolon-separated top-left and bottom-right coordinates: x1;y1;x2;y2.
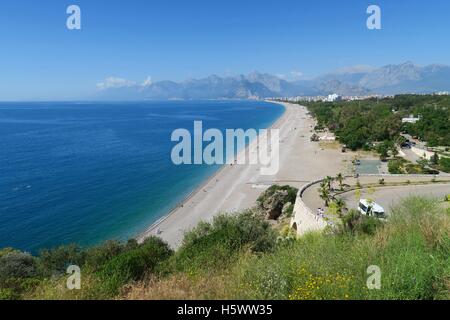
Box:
0;100;284;253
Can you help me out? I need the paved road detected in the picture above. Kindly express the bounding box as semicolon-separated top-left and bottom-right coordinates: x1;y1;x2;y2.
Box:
338;184;450;214
400;148;421;164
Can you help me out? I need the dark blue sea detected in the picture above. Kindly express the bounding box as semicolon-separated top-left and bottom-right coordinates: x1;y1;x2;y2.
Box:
0;100;284;253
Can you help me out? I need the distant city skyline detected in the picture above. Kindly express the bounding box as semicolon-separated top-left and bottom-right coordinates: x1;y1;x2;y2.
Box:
1;0;450;100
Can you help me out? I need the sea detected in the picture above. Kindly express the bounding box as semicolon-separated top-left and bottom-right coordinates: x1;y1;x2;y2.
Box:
0;100;284;253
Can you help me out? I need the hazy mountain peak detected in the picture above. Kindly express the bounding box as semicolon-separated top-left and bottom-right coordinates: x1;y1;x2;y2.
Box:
95;62;450;100
333;65;376;74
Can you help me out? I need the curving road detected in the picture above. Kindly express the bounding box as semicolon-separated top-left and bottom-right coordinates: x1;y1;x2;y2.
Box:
338;183;450;214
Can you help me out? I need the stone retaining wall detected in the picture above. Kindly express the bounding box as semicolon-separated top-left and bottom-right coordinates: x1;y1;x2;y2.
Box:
290;173;450;236
291;179;328;235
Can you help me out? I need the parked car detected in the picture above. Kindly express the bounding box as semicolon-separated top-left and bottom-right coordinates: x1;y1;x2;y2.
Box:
358;199;385;218
401;142;411;149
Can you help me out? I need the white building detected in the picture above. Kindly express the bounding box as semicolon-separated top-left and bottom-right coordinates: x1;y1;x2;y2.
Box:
402;114;421;124
326;94;342;102
318;133;336;141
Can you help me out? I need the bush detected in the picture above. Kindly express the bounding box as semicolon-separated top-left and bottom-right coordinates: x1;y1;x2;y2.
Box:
0;248;19;258
368;197;450;299
388;159;404;174
84;240;126;272
38;244;86;276
173;211;277;273
438;157;450;173
340;210;382;235
359;216;383;235
225;197;450;300
98;237;172;295
0;252;38;281
0;288;16;300
0;252;40;299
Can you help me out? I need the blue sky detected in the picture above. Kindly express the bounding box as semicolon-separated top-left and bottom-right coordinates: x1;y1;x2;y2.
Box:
1;0;449;100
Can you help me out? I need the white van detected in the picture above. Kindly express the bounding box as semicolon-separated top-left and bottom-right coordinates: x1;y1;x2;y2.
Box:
358;199;385;218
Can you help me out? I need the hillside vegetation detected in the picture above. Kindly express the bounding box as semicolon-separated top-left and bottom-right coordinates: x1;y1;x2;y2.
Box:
303;94;450;150
1;196;449;300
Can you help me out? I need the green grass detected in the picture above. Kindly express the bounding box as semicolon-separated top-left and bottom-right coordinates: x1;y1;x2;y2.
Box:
127;197;450;300
1;197;449;300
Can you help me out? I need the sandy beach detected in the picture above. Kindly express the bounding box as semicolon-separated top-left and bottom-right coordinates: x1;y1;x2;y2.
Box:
138;102;350;248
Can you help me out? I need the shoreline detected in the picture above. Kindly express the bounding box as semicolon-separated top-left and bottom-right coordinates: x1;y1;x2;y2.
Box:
137;101;350;248
136;100;287;244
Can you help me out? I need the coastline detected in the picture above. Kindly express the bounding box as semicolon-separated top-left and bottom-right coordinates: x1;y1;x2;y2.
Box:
137;101;350;248
136;100;287;244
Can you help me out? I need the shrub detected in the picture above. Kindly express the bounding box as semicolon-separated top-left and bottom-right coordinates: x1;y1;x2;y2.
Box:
0;252;38;281
376;142;390;160
358;216;383;235
232;233;366;300
38;244;86;276
0;248;19;258
438;157;450;173
340;210;382;235
84;240;125;272
388;159;404;174
98;237;172;295
173;211;277;273
229;197;450;300
0;288;15;300
282;203;295;218
0;252;40;299
405;164;422;174
23;271;104;300
367;197;450;299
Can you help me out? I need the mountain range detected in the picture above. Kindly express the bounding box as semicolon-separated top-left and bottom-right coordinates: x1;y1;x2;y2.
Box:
96;62;450;100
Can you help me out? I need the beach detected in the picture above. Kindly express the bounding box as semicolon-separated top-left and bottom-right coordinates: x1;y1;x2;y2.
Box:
138;102;350;248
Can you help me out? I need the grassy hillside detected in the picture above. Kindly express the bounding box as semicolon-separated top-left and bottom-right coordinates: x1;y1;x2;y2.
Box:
1;195;449;300
123;197;450;300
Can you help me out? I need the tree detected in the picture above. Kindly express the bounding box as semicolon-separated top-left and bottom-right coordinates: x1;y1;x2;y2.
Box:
334;198;347;218
319;182;331;207
431;152;439;166
325;176;333;190
354;189;362;202
336;173;344;191
377;143;389;161
439;157;450;173
391;146;399;158
416;158;429;169
38;244;86;275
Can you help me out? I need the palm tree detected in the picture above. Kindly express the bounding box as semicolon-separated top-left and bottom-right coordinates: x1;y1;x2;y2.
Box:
325;176;333;190
319;182;331;207
391;146;399;158
336;173;344;191
334;198;346;218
